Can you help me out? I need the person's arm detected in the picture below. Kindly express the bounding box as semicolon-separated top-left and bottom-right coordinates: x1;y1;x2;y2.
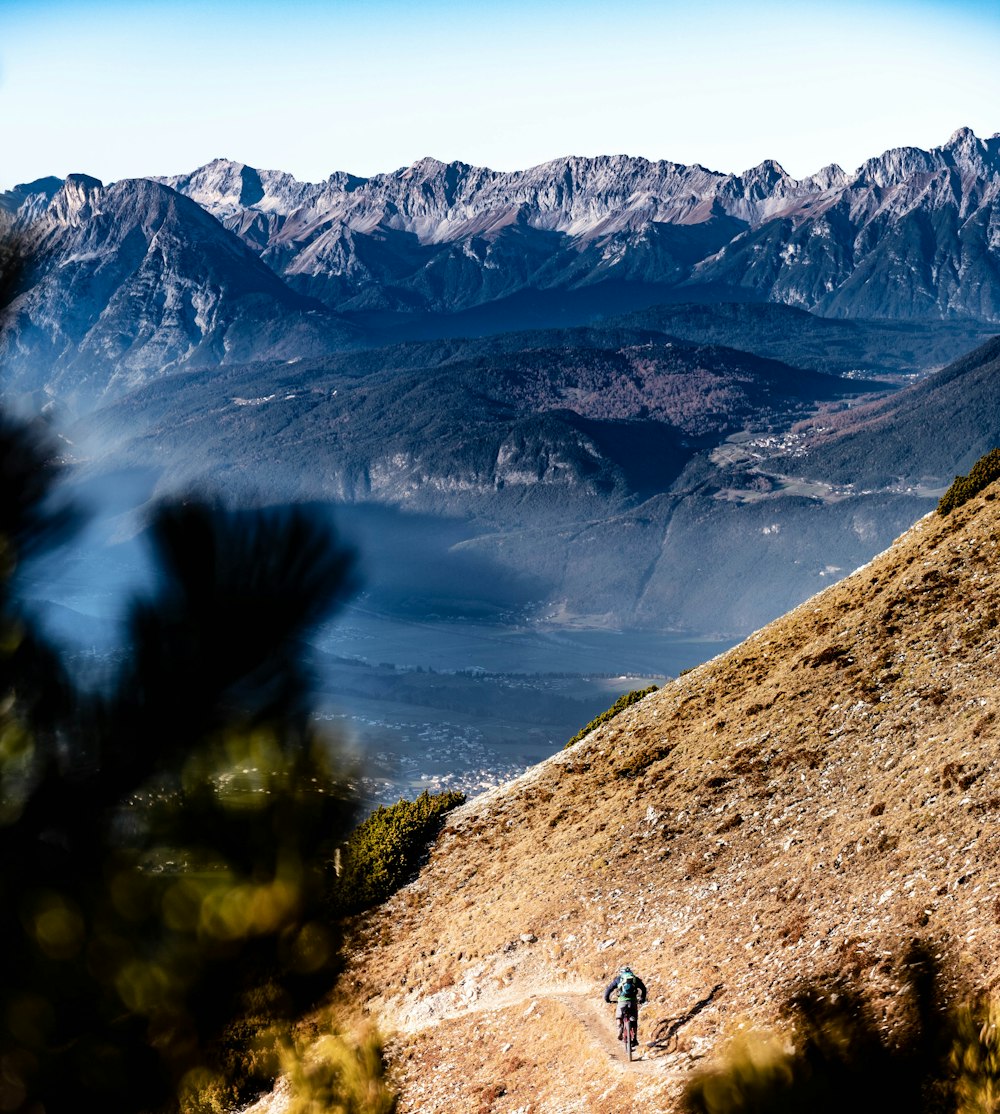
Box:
637;977;648;1002
603;977;619;1003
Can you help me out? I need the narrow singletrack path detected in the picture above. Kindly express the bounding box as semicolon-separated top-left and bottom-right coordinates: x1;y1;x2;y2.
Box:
551;992;654;1067
392;981;675;1074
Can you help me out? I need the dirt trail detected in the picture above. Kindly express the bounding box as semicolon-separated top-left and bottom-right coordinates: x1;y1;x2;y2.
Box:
391;980;593;1034
390;979;673;1075
551;991;660;1071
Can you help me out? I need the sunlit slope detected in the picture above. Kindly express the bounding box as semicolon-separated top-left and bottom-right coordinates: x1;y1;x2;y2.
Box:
340;478;1000;1111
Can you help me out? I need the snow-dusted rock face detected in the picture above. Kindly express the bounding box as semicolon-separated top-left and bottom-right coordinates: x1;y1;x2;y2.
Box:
156;128;1000;321
0;174;358;410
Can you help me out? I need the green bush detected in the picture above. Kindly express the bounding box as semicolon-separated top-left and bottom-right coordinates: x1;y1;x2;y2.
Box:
564;686;658;748
938;448;1000;515
331;790;465;913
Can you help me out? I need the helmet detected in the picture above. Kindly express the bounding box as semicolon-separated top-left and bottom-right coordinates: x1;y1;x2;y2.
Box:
620;965;633;975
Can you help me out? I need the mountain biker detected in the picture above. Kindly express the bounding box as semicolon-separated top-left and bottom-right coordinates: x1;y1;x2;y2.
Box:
603;964;648;1043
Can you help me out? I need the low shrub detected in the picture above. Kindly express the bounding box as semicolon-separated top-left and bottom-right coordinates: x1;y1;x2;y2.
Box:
179;980;291;1113
679;942;1000;1114
938;448;1000;516
564;686;658;748
330;790;465;914
282;1025;396;1114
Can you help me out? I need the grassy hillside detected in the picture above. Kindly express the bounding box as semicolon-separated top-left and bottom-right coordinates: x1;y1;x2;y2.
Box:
312;468;1000;1112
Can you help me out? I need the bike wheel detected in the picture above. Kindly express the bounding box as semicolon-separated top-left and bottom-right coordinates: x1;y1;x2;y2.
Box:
625;1023;633;1062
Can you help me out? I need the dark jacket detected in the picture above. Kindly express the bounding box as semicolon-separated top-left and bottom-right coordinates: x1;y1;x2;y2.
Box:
603;972;648;1005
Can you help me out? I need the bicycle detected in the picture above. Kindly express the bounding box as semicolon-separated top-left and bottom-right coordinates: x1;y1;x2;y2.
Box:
617;1006;639;1062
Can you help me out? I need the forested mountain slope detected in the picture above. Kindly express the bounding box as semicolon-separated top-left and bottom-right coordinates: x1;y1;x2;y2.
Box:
784;334;1000;488
71;329;908;635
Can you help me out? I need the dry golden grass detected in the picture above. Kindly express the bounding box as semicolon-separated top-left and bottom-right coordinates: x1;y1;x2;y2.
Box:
320;480;1000;1111
385;997;649;1114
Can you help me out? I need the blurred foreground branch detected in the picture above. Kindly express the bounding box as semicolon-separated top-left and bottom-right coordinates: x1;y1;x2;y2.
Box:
0;400;365;1112
679;942;999;1114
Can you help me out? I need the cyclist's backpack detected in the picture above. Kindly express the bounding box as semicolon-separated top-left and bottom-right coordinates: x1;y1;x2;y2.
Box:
618;973;637;1001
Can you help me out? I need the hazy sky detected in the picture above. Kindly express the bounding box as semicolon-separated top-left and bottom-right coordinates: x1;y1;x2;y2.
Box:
1;0;998;189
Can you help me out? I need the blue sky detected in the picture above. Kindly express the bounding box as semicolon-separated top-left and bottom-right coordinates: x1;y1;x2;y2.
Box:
1;0;998;189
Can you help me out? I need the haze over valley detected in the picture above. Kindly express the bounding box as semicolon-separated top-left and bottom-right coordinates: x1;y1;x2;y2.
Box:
3;126;1000;804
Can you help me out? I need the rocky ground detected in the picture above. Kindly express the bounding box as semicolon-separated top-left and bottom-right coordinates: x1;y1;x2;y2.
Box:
255;475;1000;1112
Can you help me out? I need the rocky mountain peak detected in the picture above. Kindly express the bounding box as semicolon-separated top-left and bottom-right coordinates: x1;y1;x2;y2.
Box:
324;169;368;194
942;124;995;174
855;143;940;188
803;162;848;192
155;158;322;219
0;176;63;220
47;173;103;226
400;156;459;178
8;176;63;202
393;157;478;209
744;157;788;181
947;124;979;147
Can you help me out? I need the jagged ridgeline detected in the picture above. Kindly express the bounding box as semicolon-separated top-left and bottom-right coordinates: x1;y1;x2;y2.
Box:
316;453;1000;1112
2;126;999;405
155;128;1000;327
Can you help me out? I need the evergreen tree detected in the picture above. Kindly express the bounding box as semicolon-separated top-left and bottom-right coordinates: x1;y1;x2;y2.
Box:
0;236;366;1110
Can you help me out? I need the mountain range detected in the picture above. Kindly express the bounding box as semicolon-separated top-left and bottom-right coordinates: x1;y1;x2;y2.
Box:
1;127;999;409
2;128;1000;641
155;127;1000;322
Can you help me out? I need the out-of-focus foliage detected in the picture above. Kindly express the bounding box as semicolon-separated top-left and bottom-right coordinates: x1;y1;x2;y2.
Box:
949;991;1000;1114
564;685;658;748
938;449;1000;516
0;391;372;1111
178;994;396;1114
679;943;1000;1114
331;789;466;914
281;1024;396;1114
